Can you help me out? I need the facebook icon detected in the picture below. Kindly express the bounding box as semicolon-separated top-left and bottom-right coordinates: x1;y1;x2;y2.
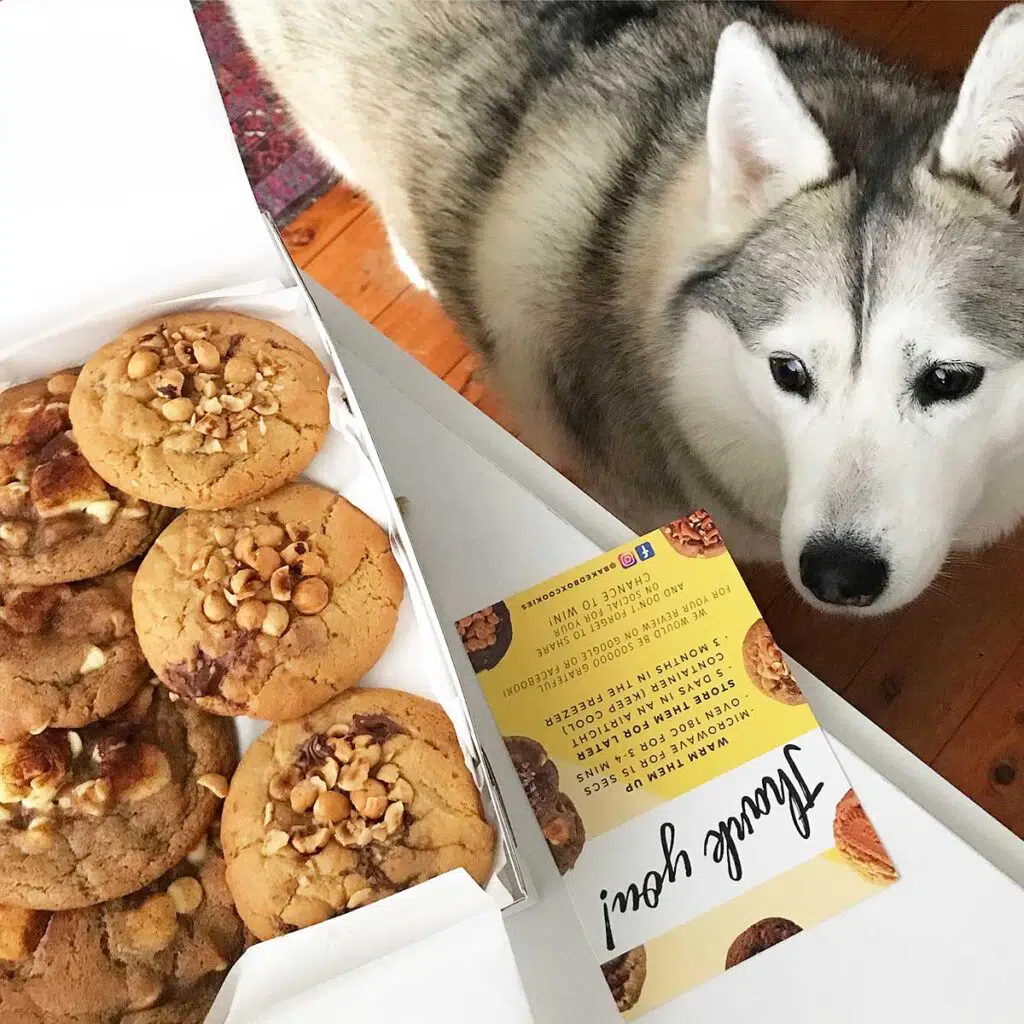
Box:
635;541;655;561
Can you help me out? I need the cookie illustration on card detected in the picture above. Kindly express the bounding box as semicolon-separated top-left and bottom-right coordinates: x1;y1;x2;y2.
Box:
833;789;898;884
660;509;725;558
741;618;806;706
602;945;647;1012
504;734;585;874
725;917;803;969
457;600;512;672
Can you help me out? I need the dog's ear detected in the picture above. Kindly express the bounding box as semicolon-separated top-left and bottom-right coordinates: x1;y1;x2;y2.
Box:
938;4;1024;216
706;22;833;234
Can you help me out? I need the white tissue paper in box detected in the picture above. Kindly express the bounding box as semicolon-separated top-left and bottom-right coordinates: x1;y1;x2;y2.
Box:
205;870;535;1024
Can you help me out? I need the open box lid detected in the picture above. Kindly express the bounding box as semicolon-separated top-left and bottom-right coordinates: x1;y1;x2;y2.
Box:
0;0;281;347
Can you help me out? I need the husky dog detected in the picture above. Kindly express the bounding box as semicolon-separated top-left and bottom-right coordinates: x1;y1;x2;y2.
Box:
227;0;1024;615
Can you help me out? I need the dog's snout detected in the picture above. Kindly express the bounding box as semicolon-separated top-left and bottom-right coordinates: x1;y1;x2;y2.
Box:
798;539;889;607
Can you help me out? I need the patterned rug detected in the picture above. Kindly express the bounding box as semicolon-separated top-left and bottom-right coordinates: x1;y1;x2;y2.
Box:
192;1;336;227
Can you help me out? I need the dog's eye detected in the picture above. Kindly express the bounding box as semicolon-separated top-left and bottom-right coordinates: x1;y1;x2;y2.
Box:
769;354;811;399
916;362;985;406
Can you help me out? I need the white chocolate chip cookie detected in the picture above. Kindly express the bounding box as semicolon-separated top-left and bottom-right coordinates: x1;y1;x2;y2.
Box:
0;568;148;740
0;828;244;1023
0;688;235;909
0;371;169;585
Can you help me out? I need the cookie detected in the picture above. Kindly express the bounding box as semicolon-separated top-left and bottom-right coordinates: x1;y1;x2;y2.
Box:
832;788;898;884
221;688;496;940
602;945;647;1012
457;600;513;672
0;687;235;909
725;917;803;968
541;792;586;875
68;312;329;510
661;509;726;558
504;735;559;818
0;840;244;1023
741;618;806;706
0;568;148;740
505;734;586;874
0;370;169;585
133;483;404;721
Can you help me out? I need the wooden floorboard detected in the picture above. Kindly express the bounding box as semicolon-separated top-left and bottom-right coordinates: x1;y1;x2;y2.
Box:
932;644;1024;838
370;287;470;380
287;1;1023;838
281;181;367;270
304;206;410;323
840;539;1024;763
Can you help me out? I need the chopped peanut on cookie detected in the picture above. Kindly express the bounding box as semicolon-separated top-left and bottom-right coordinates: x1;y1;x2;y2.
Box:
133;483;404;721
221;688;495;940
69;312;329;510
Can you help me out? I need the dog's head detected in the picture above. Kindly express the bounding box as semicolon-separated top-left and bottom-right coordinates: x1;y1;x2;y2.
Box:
682;7;1024;614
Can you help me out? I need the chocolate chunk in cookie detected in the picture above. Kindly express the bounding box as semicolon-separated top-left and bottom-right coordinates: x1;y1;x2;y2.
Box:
0;687;235;909
69;312;330;510
0;828;244;1024
0;568;149;740
456;600;512;672
661;509;725;558
741;618;805;706
602;945;647;1012
134;483;405;721
725;917;803;968
222;688;495;940
0;371;169;585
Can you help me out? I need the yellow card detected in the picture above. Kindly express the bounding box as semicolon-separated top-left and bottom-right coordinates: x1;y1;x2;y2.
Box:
458;511;898;1017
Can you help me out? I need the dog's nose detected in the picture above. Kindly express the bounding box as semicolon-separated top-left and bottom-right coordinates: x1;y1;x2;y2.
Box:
798;539;889;607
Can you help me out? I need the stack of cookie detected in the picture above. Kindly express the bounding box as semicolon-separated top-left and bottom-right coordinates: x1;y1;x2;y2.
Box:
0;311;495;1021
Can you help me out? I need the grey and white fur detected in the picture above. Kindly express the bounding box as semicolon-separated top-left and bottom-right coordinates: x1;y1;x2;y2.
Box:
227;0;1024;615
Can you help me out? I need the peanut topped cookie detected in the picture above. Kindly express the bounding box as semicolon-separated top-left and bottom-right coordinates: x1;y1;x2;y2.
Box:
0;834;245;1023
0;687;235;910
741;618;805;706
0;371;168;585
69;312;329;510
661;509;726;558
221;688;496;940
0;568;148;740
133;483;404;721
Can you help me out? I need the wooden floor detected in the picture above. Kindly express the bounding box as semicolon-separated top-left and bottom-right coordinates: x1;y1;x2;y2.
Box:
281;0;1023;840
